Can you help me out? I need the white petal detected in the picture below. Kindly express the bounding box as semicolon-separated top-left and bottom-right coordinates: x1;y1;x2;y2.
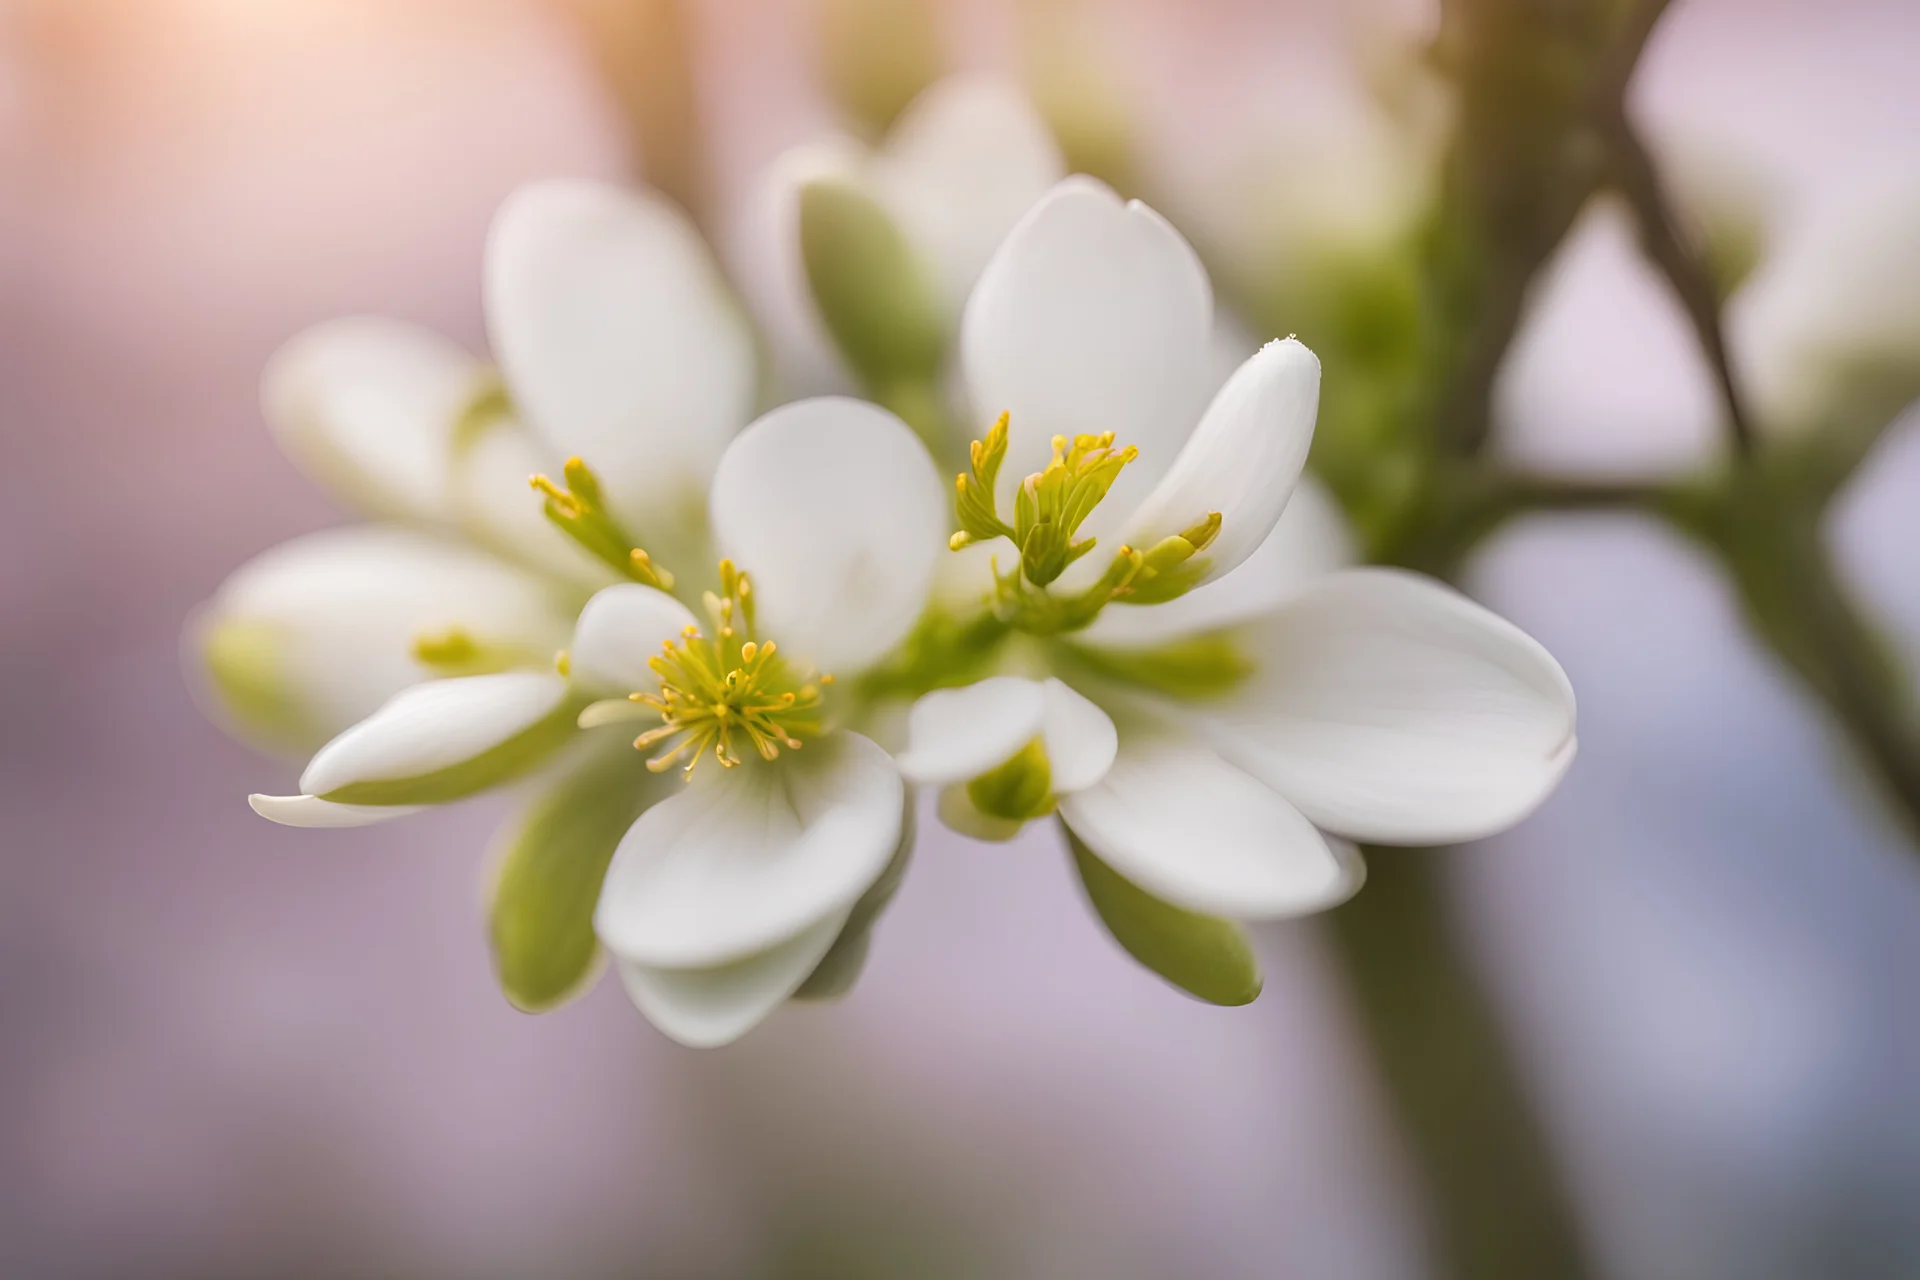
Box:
1199;568;1578;844
194;525;573;746
262;317;485;522
895;676;1046;785
961;177;1213;527
935;784;1026;842
300;672;570;797
872;74;1065;322
247;794;426;828
1040;679;1118;793
1081;473;1353;648
1056;724;1351;920
729;138;865;397
1324;836;1370;900
485;180;756;544
568;584;701;697
615;911;847;1049
1115;338;1321;582
597;732;903;967
708;397;945;675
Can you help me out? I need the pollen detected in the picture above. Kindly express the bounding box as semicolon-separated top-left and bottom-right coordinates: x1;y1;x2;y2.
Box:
626;560;828;776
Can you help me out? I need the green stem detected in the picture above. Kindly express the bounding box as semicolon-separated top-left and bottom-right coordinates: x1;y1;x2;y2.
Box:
1665;469;1920;845
1326;851;1595;1280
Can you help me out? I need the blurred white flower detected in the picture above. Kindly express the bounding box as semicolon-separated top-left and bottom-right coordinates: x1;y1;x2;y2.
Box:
896;178;1579;1002
1736;175;1920;436
734;73;1064;401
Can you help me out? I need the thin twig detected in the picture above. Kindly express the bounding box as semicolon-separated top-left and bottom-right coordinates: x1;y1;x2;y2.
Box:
1604;116;1757;454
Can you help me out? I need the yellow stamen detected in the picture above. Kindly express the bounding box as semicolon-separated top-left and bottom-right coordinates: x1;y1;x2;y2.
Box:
617;562;829;777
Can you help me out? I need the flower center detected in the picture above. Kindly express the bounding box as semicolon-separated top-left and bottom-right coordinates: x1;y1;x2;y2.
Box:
626;560;830;775
948;412;1221;633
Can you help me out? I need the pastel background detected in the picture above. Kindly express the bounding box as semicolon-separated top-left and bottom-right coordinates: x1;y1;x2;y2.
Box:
3;1;1918;1275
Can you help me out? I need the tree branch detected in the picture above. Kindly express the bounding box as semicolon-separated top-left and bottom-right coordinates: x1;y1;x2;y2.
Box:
1604;115;1757;454
1326;851;1593;1280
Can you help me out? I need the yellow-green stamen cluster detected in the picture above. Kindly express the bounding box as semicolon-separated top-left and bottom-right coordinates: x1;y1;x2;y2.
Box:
626;561;829;775
530;456;674;590
949;413;1222;632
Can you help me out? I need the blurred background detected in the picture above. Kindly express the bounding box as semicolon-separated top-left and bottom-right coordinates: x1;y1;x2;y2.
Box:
4;0;1920;1276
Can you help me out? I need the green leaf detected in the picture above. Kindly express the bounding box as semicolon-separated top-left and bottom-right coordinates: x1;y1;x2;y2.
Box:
798;178;945;400
488;745;667;1012
1066;826;1262;1006
794;795;916;1002
320;697;583;806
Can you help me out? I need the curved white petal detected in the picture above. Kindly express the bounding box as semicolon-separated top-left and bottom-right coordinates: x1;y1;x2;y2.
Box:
1040;679;1117;793
568;584;701;698
896;676;1046;785
300;672;570;797
1057;724;1352;920
961;177;1213;525
262;317;486;522
1115;338;1321;582
195;525;573;746
485;180;756;543
1199;568;1578;844
1324;835;1370;900
1081;473;1353;648
730;137;865;398
596;731;904;967
615;911;847;1049
873;74;1065;322
935;784;1026;842
247;794;427;828
708;397;945;675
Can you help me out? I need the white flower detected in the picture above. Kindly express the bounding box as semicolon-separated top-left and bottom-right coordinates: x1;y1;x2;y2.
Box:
194;179;755;754
198;178;955;1039
735;73;1064;398
896;178;1578;1003
254;396;948;1045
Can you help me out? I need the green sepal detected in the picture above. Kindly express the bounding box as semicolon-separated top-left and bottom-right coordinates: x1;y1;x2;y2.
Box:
1066;826;1263;1006
798;178;945;402
319;696;584;806
488;744;666;1012
1054;631;1253;700
196;615;325;754
967;738;1054;821
794;791;916;1001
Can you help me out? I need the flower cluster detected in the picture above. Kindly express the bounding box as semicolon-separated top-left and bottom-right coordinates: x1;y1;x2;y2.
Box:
193;79;1575;1045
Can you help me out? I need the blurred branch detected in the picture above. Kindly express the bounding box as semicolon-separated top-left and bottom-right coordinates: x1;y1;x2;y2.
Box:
1303;5;1699;1277
1665;441;1920;845
1420;0;1673;458
1326;851;1591;1280
1603;115;1757;454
